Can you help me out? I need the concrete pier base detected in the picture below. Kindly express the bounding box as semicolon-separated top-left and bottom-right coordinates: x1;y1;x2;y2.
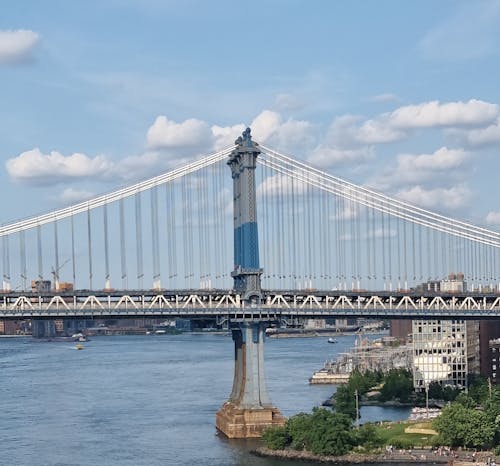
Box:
216;402;284;438
216;322;285;438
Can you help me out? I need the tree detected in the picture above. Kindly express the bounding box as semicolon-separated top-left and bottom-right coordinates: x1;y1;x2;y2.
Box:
333;385;357;419
379;369;413;402
262;426;290;450
355;424;384;450
433;403;495;449
307;408;356;456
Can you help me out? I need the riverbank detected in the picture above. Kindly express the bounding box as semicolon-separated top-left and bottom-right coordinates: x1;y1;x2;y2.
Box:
253;447;496;465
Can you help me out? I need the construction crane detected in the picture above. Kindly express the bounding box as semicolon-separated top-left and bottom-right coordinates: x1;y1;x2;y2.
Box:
51;258;70;292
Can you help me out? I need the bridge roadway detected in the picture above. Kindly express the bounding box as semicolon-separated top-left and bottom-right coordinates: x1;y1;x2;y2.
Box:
1;288;500;320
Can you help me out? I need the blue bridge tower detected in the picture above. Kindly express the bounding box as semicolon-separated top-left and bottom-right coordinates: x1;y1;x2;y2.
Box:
216;128;285;438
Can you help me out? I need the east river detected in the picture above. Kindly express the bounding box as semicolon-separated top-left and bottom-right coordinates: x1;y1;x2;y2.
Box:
0;332;411;466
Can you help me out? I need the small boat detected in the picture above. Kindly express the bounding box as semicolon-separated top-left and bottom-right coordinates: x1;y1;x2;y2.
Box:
328;337;337;344
75;343;84;350
72;333;88;342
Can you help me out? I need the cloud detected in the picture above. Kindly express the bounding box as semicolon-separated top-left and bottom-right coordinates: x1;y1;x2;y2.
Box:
0;29;40;64
397;146;468;172
369;93;399;103
211;123;246;150
58;188;94;204
274;93;305;112
250;110;282;142
308;146;374;169
370;147;469;193
395;184;472;210
146;116;212;151
6;148;113;185
417;1;500;61
451;117;500;148
486;211;500;225
387;99;498;129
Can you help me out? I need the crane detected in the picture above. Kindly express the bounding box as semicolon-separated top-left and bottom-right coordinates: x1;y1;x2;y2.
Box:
51;258;70;292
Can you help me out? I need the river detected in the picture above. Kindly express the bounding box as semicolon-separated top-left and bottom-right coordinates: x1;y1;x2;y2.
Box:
0;332;411;465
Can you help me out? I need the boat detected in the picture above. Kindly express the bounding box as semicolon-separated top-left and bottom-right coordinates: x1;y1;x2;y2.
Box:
75;343;84;350
328;337;337;344
71;333;88;342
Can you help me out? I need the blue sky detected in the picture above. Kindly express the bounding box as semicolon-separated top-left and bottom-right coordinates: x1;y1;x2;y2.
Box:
2;0;500;226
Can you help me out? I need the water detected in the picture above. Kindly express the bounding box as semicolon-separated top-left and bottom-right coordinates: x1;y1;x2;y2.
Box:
0;333;410;466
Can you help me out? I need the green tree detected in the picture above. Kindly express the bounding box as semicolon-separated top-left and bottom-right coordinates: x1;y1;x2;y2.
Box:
433;402;495;448
355;424;384;450
286;412;313;450
307;408;356;456
333;385;357;419
262;425;290;450
379;369;413;402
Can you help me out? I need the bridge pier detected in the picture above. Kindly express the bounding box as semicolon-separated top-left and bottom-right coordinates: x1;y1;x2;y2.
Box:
216;321;284;438
217;128;285;438
32;319;56;338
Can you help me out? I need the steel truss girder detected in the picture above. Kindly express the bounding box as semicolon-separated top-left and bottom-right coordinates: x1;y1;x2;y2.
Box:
2;290;500;319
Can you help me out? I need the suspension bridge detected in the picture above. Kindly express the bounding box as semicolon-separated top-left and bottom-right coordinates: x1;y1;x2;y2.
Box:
2;127;500;436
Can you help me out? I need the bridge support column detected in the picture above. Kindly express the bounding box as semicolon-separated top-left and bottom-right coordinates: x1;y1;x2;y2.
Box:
216;322;285;438
31;319;56;338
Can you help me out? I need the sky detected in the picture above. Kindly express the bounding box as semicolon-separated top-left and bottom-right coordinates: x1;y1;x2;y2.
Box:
2;0;500;228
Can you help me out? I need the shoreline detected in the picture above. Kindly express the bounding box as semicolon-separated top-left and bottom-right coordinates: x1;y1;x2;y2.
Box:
253;447;495;465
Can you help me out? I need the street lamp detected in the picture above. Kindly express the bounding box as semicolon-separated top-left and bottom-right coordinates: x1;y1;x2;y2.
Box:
425;382;429;419
354;389;360;428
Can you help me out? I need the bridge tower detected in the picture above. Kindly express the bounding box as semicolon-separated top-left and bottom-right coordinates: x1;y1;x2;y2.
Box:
216;128;285;438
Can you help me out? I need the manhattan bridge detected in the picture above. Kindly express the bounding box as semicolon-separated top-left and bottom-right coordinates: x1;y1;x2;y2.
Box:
0;129;499;321
2;128;500;437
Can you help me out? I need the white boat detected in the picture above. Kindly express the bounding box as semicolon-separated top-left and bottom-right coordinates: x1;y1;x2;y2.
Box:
328;337;337;344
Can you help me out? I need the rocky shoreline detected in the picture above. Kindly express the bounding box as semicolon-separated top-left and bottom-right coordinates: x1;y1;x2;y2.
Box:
253;447;495;465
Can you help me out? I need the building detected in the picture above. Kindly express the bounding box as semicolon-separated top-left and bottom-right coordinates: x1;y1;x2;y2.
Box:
488;338;500;384
412;319;479;390
410;274;481;390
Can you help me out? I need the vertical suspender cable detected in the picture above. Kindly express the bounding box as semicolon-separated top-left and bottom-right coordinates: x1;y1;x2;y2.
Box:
2;235;10;290
119;197;127;289
151;185;160;289
53;219;59;290
381;208;386;289
135;191;143;289
71;215;76;288
37;224;43;281
20;231;27;291
103;203;110;289
87;207;93;290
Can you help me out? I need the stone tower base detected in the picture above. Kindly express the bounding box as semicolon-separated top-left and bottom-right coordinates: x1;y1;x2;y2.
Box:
216;402;285;438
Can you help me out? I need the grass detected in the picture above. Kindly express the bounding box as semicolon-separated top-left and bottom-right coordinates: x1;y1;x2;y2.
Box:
373;421;438;447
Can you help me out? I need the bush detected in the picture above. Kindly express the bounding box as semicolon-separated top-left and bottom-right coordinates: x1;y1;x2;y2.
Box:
391;437;415;449
262;426;290;450
355;424;384;450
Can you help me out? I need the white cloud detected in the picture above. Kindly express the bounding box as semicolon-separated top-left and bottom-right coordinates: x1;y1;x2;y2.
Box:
388;99;498;129
455;117;500;147
6;148;113;185
308;146;374;169
0;29;40;64
211;123;246;150
486;211;500;225
417;1;500;61
396;147;468;172
274;93;305;112
369;93;399;103
146;116;212;151
395;185;472;210
357;117;407;144
371;147;469;192
58;188;94;204
250;110;282;142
